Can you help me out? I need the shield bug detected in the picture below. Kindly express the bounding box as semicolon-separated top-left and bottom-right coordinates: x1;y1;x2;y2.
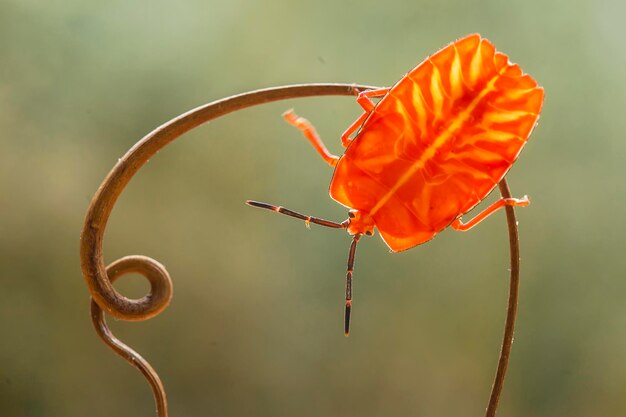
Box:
247;34;544;335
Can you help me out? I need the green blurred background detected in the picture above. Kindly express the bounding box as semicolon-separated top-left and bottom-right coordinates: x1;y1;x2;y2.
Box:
1;0;625;416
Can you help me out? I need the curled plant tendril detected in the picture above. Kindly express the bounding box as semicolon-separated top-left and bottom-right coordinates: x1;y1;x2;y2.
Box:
90;256;169;416
80;84;522;417
81;84;376;417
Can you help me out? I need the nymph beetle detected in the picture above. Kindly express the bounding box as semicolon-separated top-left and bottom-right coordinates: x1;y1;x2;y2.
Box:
247;34;544;335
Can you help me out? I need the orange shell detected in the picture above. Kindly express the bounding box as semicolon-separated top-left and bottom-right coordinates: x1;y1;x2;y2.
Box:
329;34;544;251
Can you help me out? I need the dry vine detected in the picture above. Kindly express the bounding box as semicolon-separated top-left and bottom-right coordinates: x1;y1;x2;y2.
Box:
81;83;522;417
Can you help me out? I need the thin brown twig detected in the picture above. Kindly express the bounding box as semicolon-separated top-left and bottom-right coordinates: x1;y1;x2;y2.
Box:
81;84;378;322
80;83;523;417
484;180;521;417
90;256;169;417
81;84;377;417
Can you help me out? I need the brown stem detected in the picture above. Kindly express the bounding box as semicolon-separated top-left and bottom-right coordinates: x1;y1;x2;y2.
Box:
80;84;377;417
80;83;522;417
484;180;521;417
81;84;378;321
90;256;168;417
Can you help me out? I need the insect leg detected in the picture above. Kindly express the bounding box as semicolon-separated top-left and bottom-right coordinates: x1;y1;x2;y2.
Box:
282;110;339;167
344;234;362;336
341;88;390;147
356;87;390;112
246;200;346;229
340;111;370;147
450;196;530;231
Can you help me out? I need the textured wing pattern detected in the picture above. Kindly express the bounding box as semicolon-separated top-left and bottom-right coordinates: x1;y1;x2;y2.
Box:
330;34;544;251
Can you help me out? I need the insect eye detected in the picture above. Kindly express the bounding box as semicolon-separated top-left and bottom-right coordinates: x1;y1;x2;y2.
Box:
365;230;373;236
348;212;355;219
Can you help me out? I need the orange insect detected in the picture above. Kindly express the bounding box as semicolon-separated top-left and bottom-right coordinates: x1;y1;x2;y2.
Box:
247;34;544;335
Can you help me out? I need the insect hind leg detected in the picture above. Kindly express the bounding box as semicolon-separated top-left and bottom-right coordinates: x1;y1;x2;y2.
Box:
356;87;389;111
451;196;530;231
341;87;390;147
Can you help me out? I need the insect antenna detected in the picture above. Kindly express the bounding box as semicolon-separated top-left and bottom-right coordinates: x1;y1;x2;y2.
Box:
344;233;361;336
246;200;346;229
247;200;362;336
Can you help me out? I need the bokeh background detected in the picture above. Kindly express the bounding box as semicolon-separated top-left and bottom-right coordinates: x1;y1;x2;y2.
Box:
1;0;625;416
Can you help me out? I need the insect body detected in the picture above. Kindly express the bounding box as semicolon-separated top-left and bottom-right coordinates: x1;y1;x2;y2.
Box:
247;34;544;335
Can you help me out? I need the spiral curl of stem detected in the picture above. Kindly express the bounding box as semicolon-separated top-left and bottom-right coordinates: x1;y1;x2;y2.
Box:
80;83;522;417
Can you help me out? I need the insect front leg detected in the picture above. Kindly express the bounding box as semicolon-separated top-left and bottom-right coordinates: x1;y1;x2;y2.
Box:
450;196;530;231
283;110;339;167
